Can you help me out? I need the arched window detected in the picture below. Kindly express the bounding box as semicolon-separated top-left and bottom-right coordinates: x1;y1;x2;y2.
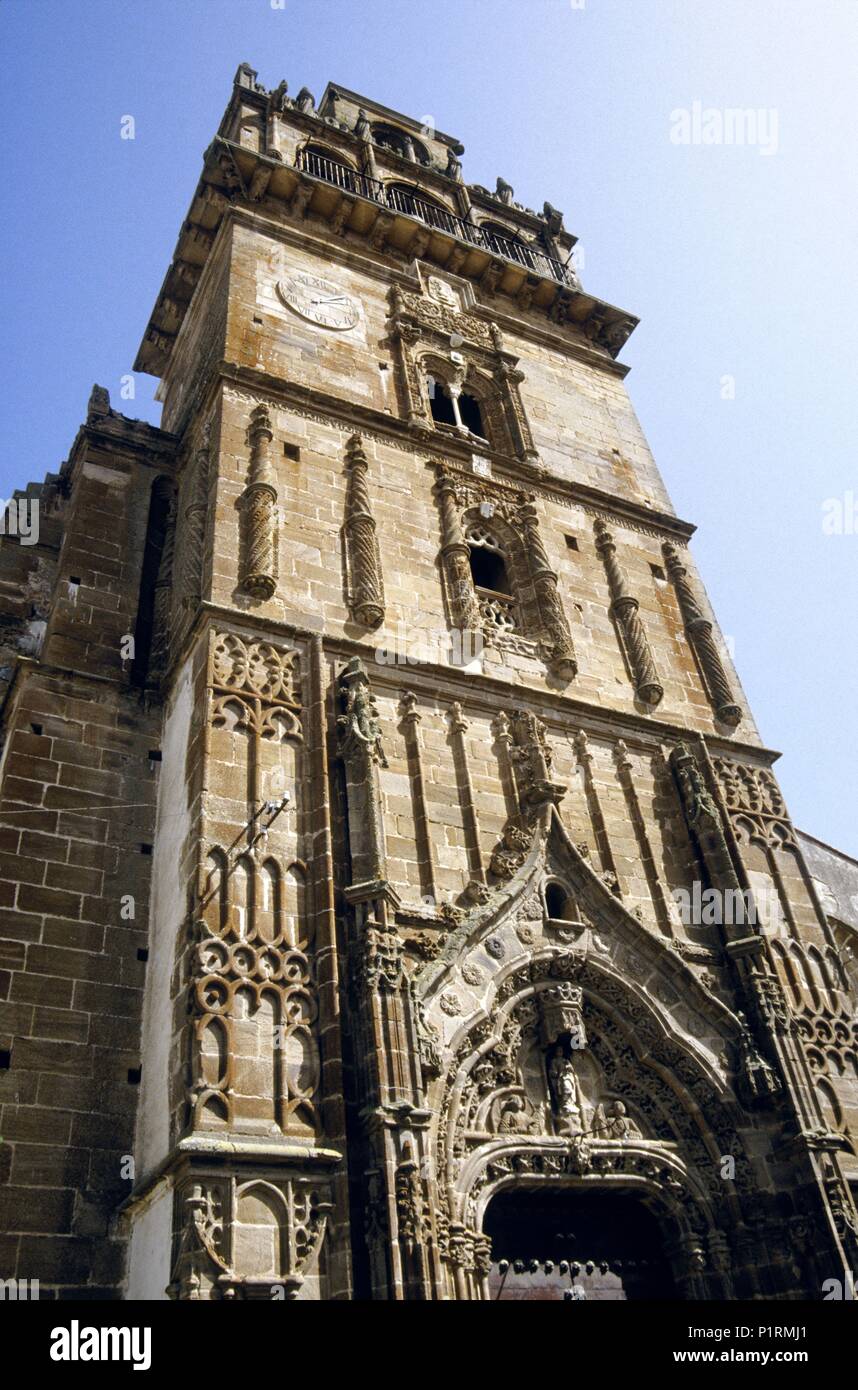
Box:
298;143;358;192
387;183;457;234
425;367;491;443
428;377;457;427
372;124;429;165
469;545;509;594
480;220;541;272
465;524;517;634
545;882;569;920
458;391;486;439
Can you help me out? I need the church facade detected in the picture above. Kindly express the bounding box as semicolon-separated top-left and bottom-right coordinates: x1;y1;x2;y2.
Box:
0;66;856;1300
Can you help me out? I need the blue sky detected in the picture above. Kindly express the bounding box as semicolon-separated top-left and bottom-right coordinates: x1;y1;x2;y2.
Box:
1;0;855;854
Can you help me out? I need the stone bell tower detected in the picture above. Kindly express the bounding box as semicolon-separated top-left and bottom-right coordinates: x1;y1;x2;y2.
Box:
1;64;856;1301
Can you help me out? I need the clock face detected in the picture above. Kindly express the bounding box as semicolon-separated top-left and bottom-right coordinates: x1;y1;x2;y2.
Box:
277;272;359;330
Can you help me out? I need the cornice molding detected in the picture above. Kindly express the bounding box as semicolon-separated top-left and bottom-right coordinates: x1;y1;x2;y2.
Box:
135;139;637;377
188;601;778;767
217;360;694;542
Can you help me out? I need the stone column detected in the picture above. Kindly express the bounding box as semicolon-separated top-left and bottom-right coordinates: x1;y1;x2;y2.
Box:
336;658;435;1300
518;501;577;679
179;425;210;617
149;487;176;680
434;469;482;633
594;517;663;705
343;434;385;628
239;403;278;600
663;541;740;725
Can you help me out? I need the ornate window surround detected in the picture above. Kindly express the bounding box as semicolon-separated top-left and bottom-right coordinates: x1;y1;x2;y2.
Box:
422;351;501;450
433;460;578;679
388;282;540;469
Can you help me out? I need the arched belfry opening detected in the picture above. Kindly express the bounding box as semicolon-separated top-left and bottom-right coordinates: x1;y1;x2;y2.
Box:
458;390;486;438
484;1188;678;1301
468;542;510;596
428;377;457;427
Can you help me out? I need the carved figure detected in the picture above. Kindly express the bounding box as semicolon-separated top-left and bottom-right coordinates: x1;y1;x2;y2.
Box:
599;1099;641;1140
548;1046;584;1134
497;1094;540;1135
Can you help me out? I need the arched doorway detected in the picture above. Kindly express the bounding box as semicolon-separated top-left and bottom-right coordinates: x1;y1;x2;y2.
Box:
484;1187;678;1300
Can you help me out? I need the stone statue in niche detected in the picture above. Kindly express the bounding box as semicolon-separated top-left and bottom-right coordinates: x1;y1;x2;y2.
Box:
548;1045;584;1135
735;1010;781;1103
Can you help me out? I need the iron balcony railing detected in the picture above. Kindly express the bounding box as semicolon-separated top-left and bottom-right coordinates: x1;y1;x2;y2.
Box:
297;150;575;287
298;148;384;202
480;227;568;283
384;185;482;243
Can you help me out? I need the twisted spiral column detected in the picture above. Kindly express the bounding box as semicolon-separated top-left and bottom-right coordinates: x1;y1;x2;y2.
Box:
344;434;384;627
240;404;278;601
663;541;741;726
594;517;663;705
434;470;482;632
518;501;577;679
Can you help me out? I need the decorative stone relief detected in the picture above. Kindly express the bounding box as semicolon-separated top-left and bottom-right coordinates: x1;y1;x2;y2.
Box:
211;631;302;742
710;756;796;849
167;1175;331;1300
508;710;567;808
188;917;320;1137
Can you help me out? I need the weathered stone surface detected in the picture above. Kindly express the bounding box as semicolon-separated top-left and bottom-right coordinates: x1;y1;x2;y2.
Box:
0;67;855;1303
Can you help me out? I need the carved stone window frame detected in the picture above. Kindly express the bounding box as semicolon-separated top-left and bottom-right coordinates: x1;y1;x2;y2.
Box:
433;461;578;679
388;284;539;467
421;351;505;453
